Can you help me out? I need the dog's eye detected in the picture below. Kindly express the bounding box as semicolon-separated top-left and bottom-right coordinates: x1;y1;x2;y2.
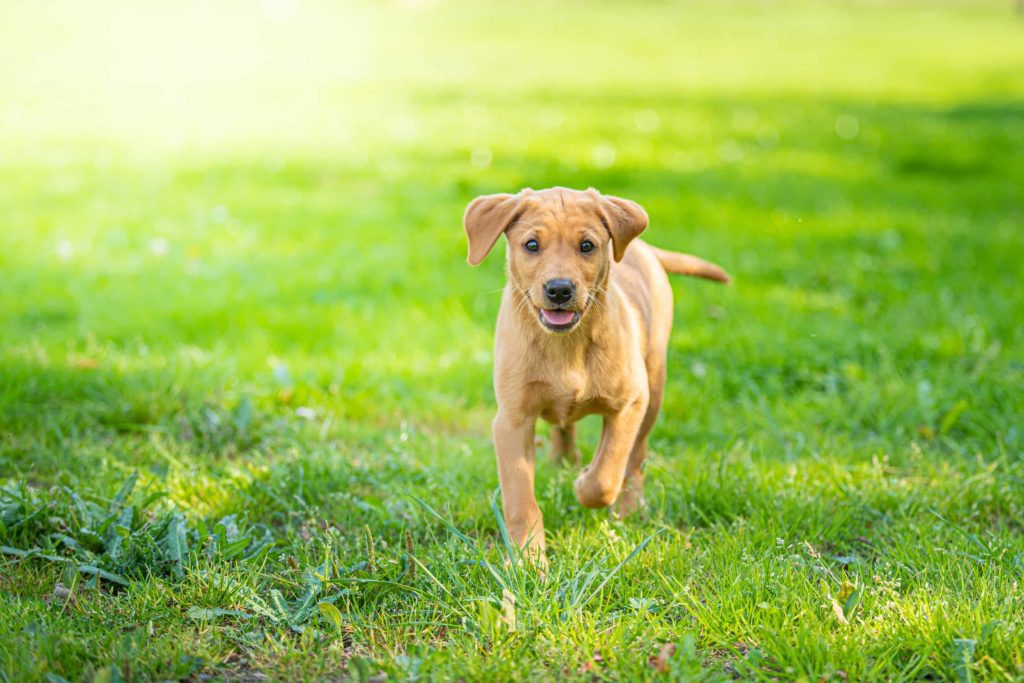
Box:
525;239;540;252
580;240;594;253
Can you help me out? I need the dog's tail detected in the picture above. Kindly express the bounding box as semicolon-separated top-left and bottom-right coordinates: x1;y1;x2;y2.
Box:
648;245;732;284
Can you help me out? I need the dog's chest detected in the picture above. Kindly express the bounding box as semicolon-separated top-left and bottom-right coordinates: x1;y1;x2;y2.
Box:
535;368;620;425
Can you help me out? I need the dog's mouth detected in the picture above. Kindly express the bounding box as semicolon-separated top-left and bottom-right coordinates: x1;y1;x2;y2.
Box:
538;308;581;333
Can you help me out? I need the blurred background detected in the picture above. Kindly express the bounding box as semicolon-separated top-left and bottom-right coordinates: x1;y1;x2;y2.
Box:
1;0;1021;468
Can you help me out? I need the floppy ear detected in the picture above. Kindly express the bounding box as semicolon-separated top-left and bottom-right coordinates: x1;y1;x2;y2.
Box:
463;192;525;266
593;191;648;262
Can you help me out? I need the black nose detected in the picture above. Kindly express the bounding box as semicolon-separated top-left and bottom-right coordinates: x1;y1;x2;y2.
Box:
544;279;575;305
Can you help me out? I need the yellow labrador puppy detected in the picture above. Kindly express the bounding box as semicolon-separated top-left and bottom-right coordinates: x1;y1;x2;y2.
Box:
464;187;729;560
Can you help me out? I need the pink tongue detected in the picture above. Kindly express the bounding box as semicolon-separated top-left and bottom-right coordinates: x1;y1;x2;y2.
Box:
542;309;575;325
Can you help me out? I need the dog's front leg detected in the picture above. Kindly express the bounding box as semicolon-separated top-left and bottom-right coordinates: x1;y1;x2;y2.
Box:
493;410;545;561
573;395;649;508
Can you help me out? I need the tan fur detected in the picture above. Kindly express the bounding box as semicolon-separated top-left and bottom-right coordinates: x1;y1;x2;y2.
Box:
464;187;729;561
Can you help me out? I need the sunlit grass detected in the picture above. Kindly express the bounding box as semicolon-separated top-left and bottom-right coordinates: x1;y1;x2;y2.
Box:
2;0;1023;680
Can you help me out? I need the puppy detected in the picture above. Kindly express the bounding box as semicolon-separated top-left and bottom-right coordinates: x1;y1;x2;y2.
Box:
464;187;730;560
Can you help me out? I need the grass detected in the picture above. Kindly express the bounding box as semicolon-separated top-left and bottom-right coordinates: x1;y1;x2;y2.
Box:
1;0;1023;680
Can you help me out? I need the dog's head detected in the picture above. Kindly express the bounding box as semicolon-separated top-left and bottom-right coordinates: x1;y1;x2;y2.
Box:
464;187;647;334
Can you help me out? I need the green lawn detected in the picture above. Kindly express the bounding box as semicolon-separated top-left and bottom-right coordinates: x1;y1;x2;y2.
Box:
2;1;1023;680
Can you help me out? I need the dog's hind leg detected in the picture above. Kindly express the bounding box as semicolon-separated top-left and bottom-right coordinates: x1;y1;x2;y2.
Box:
549;423;581;466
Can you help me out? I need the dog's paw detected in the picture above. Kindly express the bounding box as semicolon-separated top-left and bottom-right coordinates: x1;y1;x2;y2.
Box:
505;543;548;580
531;550;549;582
610;471;646;518
611;489;646;519
573;468;620;508
548;431;581;467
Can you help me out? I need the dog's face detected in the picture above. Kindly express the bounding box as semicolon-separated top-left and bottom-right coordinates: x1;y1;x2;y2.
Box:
464;187;648;334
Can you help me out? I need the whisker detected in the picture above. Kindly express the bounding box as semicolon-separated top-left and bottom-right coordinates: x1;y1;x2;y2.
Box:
587;283;610;311
513;287;533;316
